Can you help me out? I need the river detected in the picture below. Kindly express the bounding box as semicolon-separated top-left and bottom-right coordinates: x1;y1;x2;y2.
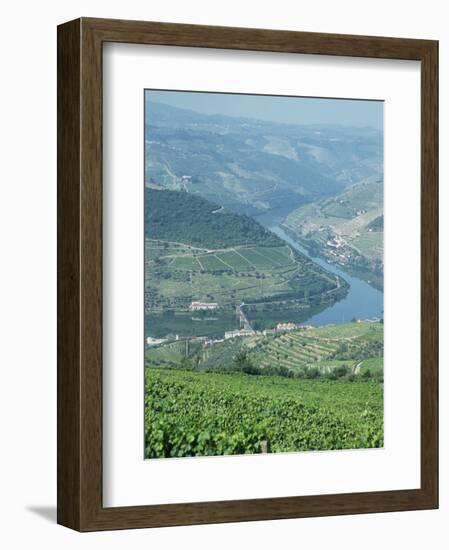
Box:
270;225;384;326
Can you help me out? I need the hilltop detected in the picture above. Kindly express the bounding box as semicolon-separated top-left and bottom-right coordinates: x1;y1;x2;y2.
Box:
145;188;280;248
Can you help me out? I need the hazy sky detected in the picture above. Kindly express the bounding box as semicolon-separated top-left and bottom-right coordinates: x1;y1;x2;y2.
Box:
146;90;383;130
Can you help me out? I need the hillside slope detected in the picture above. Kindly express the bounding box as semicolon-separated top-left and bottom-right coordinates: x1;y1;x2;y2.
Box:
145;100;383;220
146;321;384;380
145;188;280;248
283;181;383;289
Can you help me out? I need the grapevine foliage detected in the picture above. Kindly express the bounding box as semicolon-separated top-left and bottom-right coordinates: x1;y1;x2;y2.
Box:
145;368;383;458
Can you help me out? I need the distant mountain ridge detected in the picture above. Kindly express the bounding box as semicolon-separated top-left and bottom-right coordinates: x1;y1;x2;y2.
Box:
145;100;381;135
145;100;383;220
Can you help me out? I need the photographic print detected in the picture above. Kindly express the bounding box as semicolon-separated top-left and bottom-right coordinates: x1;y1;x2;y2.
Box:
57;18;438;529
144;90;384;459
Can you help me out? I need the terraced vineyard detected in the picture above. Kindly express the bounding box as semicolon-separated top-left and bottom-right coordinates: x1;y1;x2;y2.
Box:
252;323;382;375
146;321;384;380
255;332;341;373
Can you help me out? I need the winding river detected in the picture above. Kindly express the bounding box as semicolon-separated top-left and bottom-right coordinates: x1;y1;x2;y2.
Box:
270;225;384;326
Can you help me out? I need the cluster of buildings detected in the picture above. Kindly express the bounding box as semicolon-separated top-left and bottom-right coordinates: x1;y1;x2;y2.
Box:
325;235;353;265
222;322;310;341
147;321;315;349
326;236;345;249
276;322;297;332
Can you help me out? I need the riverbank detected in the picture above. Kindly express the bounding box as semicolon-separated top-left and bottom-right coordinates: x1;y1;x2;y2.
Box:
269;225;383;326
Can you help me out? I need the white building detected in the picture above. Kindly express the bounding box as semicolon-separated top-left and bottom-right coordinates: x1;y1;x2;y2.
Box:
189;301;218;311
224;329;255;340
146;336;167;347
276;322;297;332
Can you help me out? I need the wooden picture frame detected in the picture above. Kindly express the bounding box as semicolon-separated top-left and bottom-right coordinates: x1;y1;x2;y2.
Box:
57;17;438;531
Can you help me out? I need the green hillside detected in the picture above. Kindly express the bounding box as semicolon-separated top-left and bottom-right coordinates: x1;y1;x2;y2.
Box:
145;188;280;248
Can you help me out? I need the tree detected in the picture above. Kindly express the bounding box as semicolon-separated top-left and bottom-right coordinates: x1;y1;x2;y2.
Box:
338;342;348;354
233;351;259;375
306;367;320;379
334;364;349;378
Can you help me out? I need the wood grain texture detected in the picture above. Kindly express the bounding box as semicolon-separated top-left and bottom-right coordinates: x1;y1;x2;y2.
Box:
420;41;439;503
57;18;81;531
57;17;439;532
